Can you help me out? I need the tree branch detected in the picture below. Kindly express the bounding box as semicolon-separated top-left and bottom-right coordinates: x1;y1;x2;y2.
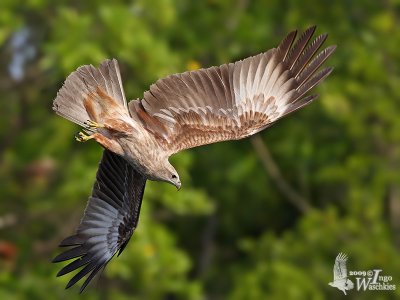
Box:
250;134;312;213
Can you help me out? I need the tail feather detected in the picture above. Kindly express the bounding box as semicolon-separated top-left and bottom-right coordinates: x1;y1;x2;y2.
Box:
53;59;127;127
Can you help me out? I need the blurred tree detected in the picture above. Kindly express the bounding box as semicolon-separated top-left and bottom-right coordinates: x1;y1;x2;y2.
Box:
0;0;399;299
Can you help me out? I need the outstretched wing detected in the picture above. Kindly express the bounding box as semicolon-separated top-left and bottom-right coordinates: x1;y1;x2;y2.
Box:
130;26;336;155
333;253;349;281
52;150;146;293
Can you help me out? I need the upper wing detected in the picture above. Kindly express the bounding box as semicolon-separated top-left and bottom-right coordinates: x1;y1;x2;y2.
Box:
129;26;335;155
52;150;146;293
333;252;349;281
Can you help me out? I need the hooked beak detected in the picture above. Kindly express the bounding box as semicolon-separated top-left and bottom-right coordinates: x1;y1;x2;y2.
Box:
175;181;181;190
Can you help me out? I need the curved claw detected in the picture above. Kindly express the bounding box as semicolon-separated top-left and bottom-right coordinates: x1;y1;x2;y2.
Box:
75;131;93;142
83;120;104;130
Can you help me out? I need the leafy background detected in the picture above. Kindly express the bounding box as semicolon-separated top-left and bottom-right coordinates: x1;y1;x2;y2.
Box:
1;0;400;299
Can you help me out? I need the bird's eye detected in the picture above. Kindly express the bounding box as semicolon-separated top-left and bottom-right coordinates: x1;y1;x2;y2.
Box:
172;174;177;179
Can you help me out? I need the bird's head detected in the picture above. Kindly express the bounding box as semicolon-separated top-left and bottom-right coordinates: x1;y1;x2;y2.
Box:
159;160;181;190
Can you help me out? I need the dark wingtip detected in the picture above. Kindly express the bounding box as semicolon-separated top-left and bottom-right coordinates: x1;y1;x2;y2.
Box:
286;29;298;39
52;254;64;263
79;282;90;294
65;280;75;290
319;33;328;43
323;66;335;80
329;45;338;54
52;245;87;263
79;267;102;294
59;235;83;247
308;25;317;31
303;25;317;39
277;29;297;59
65;273;81;290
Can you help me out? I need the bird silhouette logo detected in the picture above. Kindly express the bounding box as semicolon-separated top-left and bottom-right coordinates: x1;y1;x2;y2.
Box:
329;253;354;295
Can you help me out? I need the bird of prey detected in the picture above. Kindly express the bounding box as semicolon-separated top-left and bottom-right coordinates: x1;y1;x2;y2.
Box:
328;253;354;295
52;26;336;292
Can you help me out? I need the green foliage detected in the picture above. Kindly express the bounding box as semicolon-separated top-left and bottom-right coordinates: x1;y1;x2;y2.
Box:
1;0;400;299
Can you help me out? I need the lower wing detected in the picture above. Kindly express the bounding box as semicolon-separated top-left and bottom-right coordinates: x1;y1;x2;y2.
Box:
52;150;146;293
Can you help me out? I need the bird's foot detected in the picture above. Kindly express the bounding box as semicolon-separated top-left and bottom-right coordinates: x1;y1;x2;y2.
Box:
84;119;104;131
75;130;93;142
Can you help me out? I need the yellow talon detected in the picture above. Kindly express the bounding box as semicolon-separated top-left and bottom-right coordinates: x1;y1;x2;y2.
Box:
84;120;103;130
75;130;93;142
75;120;103;142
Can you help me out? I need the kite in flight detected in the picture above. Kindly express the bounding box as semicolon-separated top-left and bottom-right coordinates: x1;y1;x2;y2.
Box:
328;253;354;295
52;26;336;292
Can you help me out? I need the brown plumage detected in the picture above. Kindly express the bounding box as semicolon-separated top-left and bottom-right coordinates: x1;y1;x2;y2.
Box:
52;26;336;292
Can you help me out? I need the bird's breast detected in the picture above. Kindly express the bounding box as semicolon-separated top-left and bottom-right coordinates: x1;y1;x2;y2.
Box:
117;128;167;178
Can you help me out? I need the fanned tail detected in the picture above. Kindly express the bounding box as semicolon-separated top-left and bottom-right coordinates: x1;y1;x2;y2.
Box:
53;59;127;127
